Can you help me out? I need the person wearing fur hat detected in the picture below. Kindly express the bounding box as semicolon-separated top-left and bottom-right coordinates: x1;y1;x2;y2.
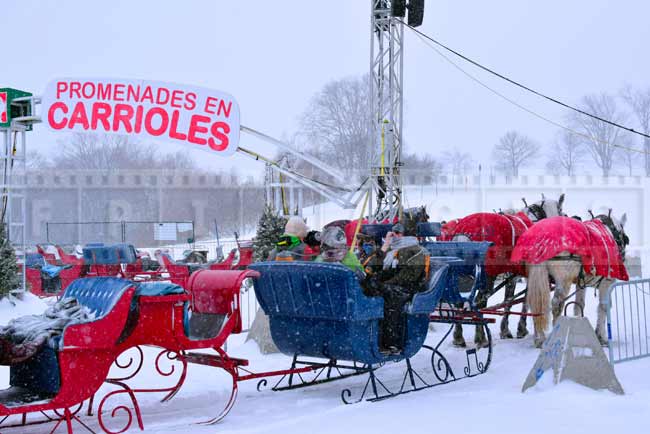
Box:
315;226;364;277
267;216;310;261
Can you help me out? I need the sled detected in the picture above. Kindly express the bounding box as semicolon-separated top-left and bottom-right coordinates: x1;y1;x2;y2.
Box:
249;247;493;404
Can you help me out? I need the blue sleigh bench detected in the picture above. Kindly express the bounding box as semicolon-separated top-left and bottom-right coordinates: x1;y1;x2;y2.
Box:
421;241;492;308
249;261;450;365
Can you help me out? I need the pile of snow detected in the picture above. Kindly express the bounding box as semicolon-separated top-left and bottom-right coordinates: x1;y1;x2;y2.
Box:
0;293;49;327
1;289;647;434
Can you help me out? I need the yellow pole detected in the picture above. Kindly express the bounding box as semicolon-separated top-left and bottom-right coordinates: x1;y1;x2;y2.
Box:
278;172;289;216
380;120;387;176
349;190;370;255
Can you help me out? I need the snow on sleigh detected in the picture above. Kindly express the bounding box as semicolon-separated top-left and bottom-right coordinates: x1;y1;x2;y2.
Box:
0;268;262;434
249;238;494;403
0;277;139;433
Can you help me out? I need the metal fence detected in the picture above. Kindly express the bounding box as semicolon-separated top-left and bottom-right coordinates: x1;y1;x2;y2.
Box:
46;220;195;247
606;279;650;364
240;280;260;332
44;219;261;331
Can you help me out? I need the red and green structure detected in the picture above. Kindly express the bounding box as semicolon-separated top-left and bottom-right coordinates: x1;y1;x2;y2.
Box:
1;86;41;294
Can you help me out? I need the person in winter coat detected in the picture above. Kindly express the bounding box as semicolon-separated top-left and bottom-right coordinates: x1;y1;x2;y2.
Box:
315;226;365;278
303;230;322;259
267;216;310;261
357;233;384;296
364;222;430;354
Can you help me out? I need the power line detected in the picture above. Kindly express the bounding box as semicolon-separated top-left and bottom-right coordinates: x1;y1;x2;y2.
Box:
400;20;650;142
407;24;650;156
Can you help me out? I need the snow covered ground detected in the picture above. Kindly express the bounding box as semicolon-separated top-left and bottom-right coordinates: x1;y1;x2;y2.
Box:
1;289;648;434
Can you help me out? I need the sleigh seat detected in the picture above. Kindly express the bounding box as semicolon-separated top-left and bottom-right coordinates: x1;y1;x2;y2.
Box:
0;277;136;410
421;241;492;307
249;261;450;365
83;243;138;277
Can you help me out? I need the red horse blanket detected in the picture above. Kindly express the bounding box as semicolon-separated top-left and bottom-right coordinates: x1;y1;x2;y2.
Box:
511;216;628;281
441;212;533;277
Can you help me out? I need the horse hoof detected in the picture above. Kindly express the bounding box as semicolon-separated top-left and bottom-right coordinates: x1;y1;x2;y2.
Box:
452;338;467;348
475;339;490;349
534;338;545;348
517;328;529;339
500;331;514;339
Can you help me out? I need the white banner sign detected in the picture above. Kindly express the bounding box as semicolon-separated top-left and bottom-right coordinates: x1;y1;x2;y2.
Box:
42;78;240;156
154;223;177;241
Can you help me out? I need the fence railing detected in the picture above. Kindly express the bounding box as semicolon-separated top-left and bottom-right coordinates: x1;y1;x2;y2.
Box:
606;279;650;364
46;220;195;247
240;279;260;333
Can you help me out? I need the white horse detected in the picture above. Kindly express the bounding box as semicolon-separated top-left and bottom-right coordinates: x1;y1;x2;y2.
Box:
449;194;566;348
524;211;628;347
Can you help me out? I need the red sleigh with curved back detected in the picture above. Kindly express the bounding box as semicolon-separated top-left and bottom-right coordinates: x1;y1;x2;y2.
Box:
0;267;262;434
0;278;137;433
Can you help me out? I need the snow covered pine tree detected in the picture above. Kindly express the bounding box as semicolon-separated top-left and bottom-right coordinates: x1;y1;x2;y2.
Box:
0;223;21;300
252;206;287;262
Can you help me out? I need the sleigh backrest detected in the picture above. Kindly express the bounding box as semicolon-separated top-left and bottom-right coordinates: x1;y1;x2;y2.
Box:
421;241;491;306
63;277;135;319
250;262;383;321
82;244;138;265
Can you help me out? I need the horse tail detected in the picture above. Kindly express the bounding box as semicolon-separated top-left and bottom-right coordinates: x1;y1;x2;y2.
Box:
527;263;550;332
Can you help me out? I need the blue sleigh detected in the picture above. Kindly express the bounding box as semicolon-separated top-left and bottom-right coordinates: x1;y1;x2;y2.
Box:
249;238;492;402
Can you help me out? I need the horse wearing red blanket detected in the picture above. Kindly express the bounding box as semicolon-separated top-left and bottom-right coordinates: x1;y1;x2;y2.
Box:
511;212;629;347
441;195;565;347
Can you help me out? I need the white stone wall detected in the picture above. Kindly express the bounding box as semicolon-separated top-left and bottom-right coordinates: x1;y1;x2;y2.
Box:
406;174;647;276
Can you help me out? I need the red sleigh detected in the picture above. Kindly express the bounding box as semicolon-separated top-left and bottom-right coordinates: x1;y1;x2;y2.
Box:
0;278;137;433
1;268;304;434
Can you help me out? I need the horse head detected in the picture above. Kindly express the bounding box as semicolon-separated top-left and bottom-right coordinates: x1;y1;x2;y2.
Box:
521;194;565;222
402;205;429;236
594;211;629;260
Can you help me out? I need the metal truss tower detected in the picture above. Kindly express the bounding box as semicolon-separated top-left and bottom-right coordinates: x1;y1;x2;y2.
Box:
1;90;41;295
370;0;405;221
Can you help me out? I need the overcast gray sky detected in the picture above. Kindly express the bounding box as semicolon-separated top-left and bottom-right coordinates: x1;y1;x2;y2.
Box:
3;0;650;176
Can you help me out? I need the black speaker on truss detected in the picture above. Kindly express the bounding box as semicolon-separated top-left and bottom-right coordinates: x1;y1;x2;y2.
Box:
407;0;425;27
391;0;407;17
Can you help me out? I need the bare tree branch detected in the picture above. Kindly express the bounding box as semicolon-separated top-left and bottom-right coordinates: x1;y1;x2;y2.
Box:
546;131;583;176
51;133;196;171
442;149;474;177
621;85;650;175
299;75;372;179
492;131;539;176
569;93;626;177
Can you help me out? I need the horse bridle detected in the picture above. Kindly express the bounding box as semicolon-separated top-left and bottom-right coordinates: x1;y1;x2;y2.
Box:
595;214;629;261
526;203;547;222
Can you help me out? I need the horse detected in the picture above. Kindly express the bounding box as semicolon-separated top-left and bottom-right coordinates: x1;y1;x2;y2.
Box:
441;194;566;348
512;211;629;347
403;205;430;231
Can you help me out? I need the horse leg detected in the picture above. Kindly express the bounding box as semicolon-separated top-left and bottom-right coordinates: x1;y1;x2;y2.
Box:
527;264;550;348
574;281;586;317
549;260;581;325
453;321;466;348
516;297;529;338
500;275;515;339
595;279;614;346
474;277;493;348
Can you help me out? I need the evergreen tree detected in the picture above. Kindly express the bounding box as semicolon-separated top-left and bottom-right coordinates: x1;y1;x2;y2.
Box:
0;223;21;299
252;206;286;262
